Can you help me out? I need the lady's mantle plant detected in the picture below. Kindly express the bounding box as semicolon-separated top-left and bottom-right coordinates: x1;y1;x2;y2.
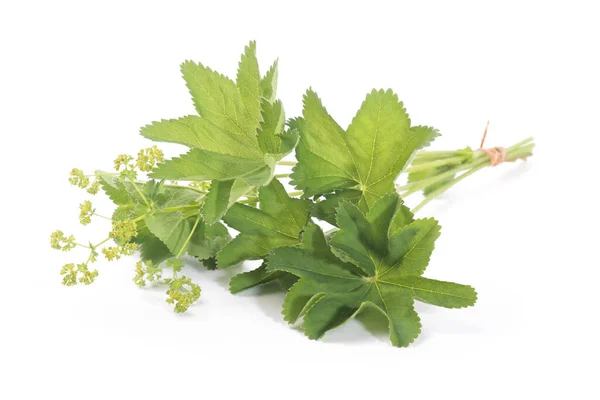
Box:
51;42;533;347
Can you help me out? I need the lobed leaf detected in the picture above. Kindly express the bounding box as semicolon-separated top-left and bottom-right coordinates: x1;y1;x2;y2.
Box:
142;42;292;187
291;89;439;219
266;193;476;347
217;178;310;269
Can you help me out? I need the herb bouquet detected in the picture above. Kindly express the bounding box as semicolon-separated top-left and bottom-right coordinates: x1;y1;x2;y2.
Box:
51;42;534;347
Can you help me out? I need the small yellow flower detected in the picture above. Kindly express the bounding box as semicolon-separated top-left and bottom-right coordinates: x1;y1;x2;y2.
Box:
134;259;162;287
166;275;201;313
79;200;94;225
120;242;138;256
114;154;134;172
59;263;98;286
60;263;77;286
69;168;90;189
86;180;100;195
109;220;137;245
77;264;99;285
102;247;121;261
50;230;76;251
136;146;165;172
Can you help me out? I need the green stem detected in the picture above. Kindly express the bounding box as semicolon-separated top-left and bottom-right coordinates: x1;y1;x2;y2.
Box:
155;204;200;214
176;214;201;259
405;156;467;173
132;213;150;223
127;177;151;208
93;212;112;221
410;150;462;160
398;153;487;195
164;184;206;194
94;238;111;247
411;161;488;213
277;161;297;166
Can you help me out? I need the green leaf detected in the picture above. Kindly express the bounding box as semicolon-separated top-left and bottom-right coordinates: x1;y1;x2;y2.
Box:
148;148;272;185
141;42;294;186
266;193;477;347
257;100;286;154
229;263;281;294
236;41;262;127
291;89;439;213
182;55;258;143
282;279;323;323
260;59;278;103
188;220;230;260
138;234;172;265
98;173;131;205
201;179;253;225
310;190;362;226
145;212;199;256
217;178;311;269
145;212;229;260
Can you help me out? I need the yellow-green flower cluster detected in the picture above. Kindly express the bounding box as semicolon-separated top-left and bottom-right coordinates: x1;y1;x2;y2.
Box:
109;220;137;245
60;263;99;286
120;243;138;256
102;243;138;261
134;260;163;287
50;230;76;251
114;146;164;180
86;180;100;195
101;246;121;261
113;154;134;171
113;154;137;180
165;276;201;313
79;200;94;225
136;145;164;172
69;169;101;195
69;168;90;188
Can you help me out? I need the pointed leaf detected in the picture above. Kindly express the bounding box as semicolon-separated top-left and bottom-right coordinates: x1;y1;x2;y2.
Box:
282;279;324;323
236;41;261;127
229;263;282;294
266;192;476;347
302;286;370;340
217;179;310;268
145;212;198;256
181;59;256;141
382;218;441;278
143;43;293;186
373;285;422;347
379;276;477;308
150;148;272;185
257;99;285;154
291;89;439;210
138;233;173;265
260;59;278;102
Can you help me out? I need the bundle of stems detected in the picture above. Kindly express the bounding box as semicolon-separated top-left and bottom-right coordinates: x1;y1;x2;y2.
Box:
397;134;535;212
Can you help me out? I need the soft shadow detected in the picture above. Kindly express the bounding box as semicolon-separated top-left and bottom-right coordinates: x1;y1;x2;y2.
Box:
318;308;392;346
356;307;390;337
475;161;533;195
244;283;288;324
497;159;533;182
319;320;376;345
187;257;240;290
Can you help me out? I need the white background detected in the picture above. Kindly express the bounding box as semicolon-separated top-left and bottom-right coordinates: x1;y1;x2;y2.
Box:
1;1;599;398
